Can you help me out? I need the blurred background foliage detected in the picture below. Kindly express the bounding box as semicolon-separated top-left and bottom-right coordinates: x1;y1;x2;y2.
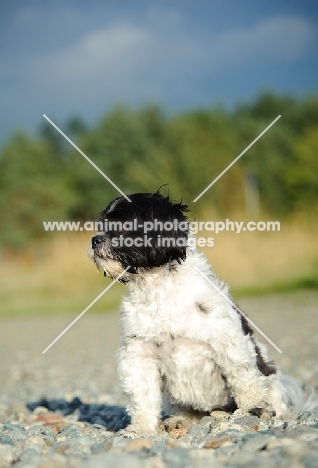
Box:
0;91;318;317
1;91;318;249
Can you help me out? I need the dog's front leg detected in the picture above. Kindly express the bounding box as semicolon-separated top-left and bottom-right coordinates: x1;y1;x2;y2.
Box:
209;333;275;419
117;340;161;434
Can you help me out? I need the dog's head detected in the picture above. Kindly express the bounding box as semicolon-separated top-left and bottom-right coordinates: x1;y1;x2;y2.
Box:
88;191;189;281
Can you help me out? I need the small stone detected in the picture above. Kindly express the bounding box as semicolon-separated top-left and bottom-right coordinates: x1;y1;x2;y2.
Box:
173;434;193;446
83;452;142;468
169;428;189;439
24;435;47;447
211;421;248;434
187;424;210;438
3;423;26;433
222;450;256;465
188;448;218;466
176;419;192;431
0;435;14;446
34;412;63;424
234;415;261;428
1;429;26;444
43;422;64;433
204;433;234;449
163;447;192;467
257;421;270;431
198;416;216;430
26;425;57;437
302;454;318;468
309;439;318;451
33;406;49;415
58;424;81;437
63;436;93;457
241;434;274;452
150;441;167;457
0;445;17;464
268;437;308;458
229;409;248;421
124;438;153;452
91;440;113;454
73;420;85;428
0;460;9;468
209;410;229;422
162;417;192;439
286;424;318;441
37;453;67;468
163;417;192;432
54;443;70;456
19;447;42;463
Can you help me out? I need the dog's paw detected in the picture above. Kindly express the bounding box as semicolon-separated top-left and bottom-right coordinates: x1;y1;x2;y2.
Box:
121;423;159;437
117;427;137;439
249;406;276;421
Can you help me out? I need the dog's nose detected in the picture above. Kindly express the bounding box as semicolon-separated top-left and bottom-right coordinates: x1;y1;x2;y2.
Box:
91;235;104;249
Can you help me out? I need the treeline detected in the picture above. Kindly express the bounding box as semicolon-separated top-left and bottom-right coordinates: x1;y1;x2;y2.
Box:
0;92;318;247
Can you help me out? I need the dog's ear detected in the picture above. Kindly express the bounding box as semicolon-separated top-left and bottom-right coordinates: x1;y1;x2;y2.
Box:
99;196;124;222
156;187;189;216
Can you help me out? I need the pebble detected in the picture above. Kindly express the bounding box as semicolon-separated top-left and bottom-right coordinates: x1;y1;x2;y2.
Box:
1;393;318;468
124;439;153;452
1;400;316;467
0;444;17;464
240;433;274;451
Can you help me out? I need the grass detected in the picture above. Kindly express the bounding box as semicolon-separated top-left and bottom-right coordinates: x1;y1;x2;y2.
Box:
199;212;318;295
0;233;124;319
0;215;317;319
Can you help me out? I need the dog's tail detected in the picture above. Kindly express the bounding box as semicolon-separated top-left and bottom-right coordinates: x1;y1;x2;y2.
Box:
280;372;318;414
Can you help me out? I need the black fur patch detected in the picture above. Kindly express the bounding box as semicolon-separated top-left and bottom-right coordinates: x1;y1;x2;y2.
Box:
232;305;276;376
249;407;263;418
253;339;277;376
249;407;276;418
224;397;238;413
232;305;254;336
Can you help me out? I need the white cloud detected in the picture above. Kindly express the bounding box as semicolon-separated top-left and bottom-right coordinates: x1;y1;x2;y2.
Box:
43;24;152;83
29;14;314;92
210;16;314;67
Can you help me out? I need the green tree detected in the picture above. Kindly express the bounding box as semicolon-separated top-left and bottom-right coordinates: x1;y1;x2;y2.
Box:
286;125;318;209
69;106;165;219
0;133;75;247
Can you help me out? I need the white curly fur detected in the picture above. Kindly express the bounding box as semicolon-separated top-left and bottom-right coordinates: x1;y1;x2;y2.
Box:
88;225;317;435
100;248;315;434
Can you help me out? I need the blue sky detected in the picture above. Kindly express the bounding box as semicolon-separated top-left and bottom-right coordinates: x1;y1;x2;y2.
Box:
1;0;317;145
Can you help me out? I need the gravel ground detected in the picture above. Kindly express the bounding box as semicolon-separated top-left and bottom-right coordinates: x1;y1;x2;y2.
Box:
0;290;318;467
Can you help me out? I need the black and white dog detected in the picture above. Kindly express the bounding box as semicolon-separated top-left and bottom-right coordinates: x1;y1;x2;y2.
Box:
88;191;315;434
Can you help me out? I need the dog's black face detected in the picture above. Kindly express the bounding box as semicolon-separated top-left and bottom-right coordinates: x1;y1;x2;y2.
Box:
89;192;189;281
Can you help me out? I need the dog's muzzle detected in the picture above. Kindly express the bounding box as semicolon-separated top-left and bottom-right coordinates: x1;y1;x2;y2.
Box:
91;235;105;250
